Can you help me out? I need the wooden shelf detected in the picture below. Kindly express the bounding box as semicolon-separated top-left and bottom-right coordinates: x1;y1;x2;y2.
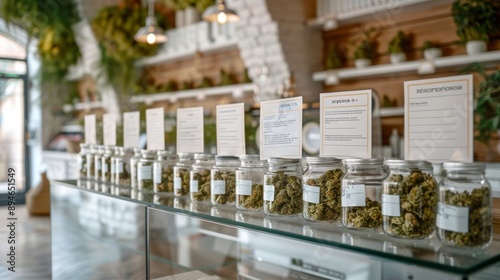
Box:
313;50;500;85
134;39;238;67
130;83;255;104
63;101;104;112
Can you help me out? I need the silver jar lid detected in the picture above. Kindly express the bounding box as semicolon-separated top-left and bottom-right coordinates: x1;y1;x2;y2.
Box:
306;157;342;164
215;155;239;160
267;157;301;165
443;162;485;172
194;153;215;160
157;150;177;160
177;152;194;161
384;159;432;169
344;158;384;166
141;149;157;159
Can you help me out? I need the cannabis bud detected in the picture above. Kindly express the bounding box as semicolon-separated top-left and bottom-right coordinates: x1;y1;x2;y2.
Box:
383;170;437;238
117;161;131;186
212;170;236;205
155;166;174;193
265;172;302;215
191;169;211;202
103;157;112;182
174;166;191;196
139;162;154;191
344;197;382;229
238;184;264;210
304;169;344;222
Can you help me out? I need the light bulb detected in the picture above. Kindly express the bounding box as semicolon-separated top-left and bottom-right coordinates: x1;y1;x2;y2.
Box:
146;33;156;44
217;12;228;24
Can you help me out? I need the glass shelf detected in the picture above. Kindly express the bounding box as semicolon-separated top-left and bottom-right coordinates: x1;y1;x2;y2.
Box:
63;180;500;276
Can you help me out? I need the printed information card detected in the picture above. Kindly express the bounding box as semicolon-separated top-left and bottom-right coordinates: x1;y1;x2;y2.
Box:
177;107;204;153
123;111;140;148
260;96;303;160
320;90;372;158
84;114;96;144
404;75;473;162
146;108;165;151
103;113;116;146
216;103;246;156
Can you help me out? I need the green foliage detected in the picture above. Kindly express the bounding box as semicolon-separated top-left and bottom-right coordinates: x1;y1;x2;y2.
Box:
388;31;411;54
91;5;169;89
325;44;342;69
351;28;378;60
421;40;437;51
2;0;81;83
219;69;238;86
461;63;500;143
451;0;499;42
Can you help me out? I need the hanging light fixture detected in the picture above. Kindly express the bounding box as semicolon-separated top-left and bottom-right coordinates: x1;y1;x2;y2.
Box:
202;0;239;24
134;0;167;44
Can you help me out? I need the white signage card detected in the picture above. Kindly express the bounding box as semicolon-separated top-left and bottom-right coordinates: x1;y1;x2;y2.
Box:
177;107;204;153
103;114;116;146
320;90;372;158
404;75;473;162
259;96;303;160
123;111;140;148
146;108;165;151
84;115;97;144
216;103;246;156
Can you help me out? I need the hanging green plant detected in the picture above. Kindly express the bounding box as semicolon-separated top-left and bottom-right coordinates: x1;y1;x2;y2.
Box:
91;5;169;90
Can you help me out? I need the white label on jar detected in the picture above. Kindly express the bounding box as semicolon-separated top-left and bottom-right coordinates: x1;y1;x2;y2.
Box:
190;180;199;192
303;185;320;204
264;185;275;201
212;180;226;194
117;162;124;173
174;177;182;189
341;184;366;207
437;202;469;233
237;180;253;195
103;163;108;173
382;194;400;217
154;164;162;183
138;165;152;181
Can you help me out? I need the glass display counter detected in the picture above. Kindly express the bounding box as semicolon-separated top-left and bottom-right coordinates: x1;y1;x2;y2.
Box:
51;180;500;279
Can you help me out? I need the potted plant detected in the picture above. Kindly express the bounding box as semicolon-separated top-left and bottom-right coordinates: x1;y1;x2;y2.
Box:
388;30;411;64
325;44;342;70
421;40;442;60
351;29;378;68
451;0;499;55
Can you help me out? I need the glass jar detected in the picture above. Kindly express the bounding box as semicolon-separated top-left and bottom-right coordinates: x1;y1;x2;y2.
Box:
341;158;386;230
382;160;437;239
115;147;134;186
437;162;492;249
101;146;114;183
94;145;105;181
189;154;215;202
173;153;194;197
263;158;303;216
303;157;345;223
77;143;89;179
137;150;156;192
236;155;266;211
153;151;178;195
211;156;239;206
130;148;142;188
87;145;96;179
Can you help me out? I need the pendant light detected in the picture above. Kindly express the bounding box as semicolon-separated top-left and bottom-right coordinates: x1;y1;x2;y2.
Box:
202;0;239;24
134;0;167;44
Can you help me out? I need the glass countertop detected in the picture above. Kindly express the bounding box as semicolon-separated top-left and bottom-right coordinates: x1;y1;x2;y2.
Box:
56;180;500;276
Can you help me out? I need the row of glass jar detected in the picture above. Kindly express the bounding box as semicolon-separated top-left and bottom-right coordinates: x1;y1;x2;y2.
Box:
77;144;492;248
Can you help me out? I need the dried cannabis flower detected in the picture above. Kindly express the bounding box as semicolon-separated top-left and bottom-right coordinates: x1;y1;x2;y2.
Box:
79;156;87;178
212;170;236;205
265;172;302;215
175;167;190;196
305;169;344;222
140;163;154;191
103;157;112;182
384;170;437;238
238;184;263;210
118;162;131;186
345;197;382;229
191;169;211;201
441;187;491;247
155;167;174;193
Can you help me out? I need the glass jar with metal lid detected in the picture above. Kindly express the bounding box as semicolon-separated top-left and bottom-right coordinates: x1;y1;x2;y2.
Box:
437;162;492;248
236;155;266;211
341;158;386;230
189;154;215;202
153;151;178;195
211;156;239;206
101;146;115;183
303;157;345;223
130;148;142;188
173;153;194;197
87;145;97;179
94;145;105;181
115;147;134;186
263;158;303;216
382;159;437;238
137;150;156;192
77;143;89;179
